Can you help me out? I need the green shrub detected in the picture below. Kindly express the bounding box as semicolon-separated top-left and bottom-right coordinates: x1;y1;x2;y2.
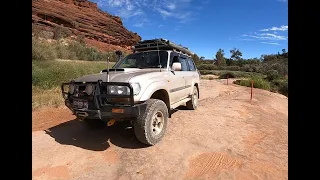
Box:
197;64;216;70
32;38;57;61
199;70;265;79
32;38;117;61
219;72;235;79
225;66;240;71
233;76;271;90
278;80;288;96
199;70;216;75
266;70;280;81
270;79;288;96
53;25;72;40
32;60;112;89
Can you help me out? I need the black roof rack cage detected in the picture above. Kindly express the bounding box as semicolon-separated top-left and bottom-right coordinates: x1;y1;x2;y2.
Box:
133;38;195;57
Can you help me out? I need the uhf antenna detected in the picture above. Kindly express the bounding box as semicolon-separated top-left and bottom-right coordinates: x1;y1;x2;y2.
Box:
156;40;161;72
106;56;110;82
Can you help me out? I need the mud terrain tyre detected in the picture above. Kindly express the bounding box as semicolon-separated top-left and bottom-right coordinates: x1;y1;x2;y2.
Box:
134;99;168;145
186;86;198;110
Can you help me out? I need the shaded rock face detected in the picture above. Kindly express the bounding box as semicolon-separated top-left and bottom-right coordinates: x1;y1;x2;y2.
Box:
32;0;141;53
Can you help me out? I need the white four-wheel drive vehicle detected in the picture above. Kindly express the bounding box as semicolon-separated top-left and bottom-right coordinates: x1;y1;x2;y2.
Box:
61;38;200;145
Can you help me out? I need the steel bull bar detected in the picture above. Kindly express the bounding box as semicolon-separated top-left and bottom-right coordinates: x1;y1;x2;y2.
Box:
61;80;147;124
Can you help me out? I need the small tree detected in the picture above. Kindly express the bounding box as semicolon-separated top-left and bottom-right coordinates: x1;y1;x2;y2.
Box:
282;49;286;54
215;48;226;66
192;54;200;64
53;25;72;40
230;48;243;61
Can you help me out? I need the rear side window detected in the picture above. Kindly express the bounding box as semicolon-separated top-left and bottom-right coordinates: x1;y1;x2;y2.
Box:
179;57;189;71
187;58;196;71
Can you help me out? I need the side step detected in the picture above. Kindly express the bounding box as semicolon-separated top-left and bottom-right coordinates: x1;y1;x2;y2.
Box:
170;97;191;110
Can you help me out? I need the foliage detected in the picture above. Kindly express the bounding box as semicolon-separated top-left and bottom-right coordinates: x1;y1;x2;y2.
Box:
230;48;243;61
32;37;58;61
219;72;235;79
32;60;114;89
215;48;226;66
266;69;280;81
192;54;200;65
32;37;119;62
233;76;271;90
53;25;72;40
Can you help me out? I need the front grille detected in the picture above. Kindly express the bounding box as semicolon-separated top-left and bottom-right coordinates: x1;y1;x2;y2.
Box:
103;97;131;105
62;81;135;108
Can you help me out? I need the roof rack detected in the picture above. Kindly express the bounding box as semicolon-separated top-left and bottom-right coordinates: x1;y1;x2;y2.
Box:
133;38;194;57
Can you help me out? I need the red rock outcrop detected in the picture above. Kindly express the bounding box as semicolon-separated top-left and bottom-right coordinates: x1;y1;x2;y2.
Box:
32;0;141;53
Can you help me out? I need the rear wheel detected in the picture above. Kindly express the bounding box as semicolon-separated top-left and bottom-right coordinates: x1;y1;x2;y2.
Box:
186;86;198;110
134;99;168;145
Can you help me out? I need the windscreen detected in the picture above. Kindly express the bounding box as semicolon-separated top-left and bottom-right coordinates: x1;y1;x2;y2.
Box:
113;51;168;69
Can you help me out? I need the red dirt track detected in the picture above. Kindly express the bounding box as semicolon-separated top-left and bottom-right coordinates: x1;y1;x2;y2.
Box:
32;79;288;180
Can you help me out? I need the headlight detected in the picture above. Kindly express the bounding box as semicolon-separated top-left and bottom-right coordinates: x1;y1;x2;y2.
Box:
107;85;130;95
85;84;95;95
69;84;75;94
130;83;141;95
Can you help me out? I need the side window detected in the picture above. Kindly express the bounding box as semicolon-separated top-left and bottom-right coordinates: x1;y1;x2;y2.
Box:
179;57;189;71
187;58;196;71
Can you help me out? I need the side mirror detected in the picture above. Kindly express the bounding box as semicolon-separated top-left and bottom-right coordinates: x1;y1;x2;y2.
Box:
115;50;123;61
172;62;182;71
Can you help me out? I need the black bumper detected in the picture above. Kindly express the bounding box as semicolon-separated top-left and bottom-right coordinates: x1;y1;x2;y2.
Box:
61;81;147;121
65;101;147;121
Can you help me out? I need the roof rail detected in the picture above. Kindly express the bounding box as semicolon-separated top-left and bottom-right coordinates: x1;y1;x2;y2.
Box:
172;49;192;57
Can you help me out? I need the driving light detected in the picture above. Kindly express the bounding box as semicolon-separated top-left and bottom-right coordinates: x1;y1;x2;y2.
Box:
130;83;141;95
107;85;130;95
85;84;94;95
69;84;75;94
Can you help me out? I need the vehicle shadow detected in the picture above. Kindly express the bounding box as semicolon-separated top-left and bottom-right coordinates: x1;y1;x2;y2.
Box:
44;119;149;151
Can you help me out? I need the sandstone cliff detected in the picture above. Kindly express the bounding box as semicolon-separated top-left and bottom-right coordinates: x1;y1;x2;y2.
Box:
32;0;141;53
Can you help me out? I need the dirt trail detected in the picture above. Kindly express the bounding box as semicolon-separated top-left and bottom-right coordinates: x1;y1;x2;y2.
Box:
32;78;288;180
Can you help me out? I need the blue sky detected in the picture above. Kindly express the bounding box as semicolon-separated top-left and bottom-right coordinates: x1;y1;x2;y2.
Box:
91;0;288;59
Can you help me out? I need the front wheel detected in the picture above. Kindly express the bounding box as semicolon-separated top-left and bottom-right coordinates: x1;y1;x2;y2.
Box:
134;99;168;145
186;86;198;110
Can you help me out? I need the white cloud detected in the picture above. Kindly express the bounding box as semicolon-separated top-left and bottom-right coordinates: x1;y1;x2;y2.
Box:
259;33;287;40
241;31;287;41
277;0;287;2
134;18;149;27
107;0;125;7
95;0;196;27
158;24;164;28
261;42;280;45
260;25;288;32
117;8;145;19
167;3;176;10
157;9;173;17
156;7;194;23
237;25;287;45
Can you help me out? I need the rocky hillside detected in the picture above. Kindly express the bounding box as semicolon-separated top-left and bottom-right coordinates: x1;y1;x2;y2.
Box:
32;0;141;53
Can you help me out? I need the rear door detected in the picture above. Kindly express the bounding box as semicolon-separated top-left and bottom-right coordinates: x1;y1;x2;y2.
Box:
168;55;188;103
184;57;198;96
176;56;190;99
